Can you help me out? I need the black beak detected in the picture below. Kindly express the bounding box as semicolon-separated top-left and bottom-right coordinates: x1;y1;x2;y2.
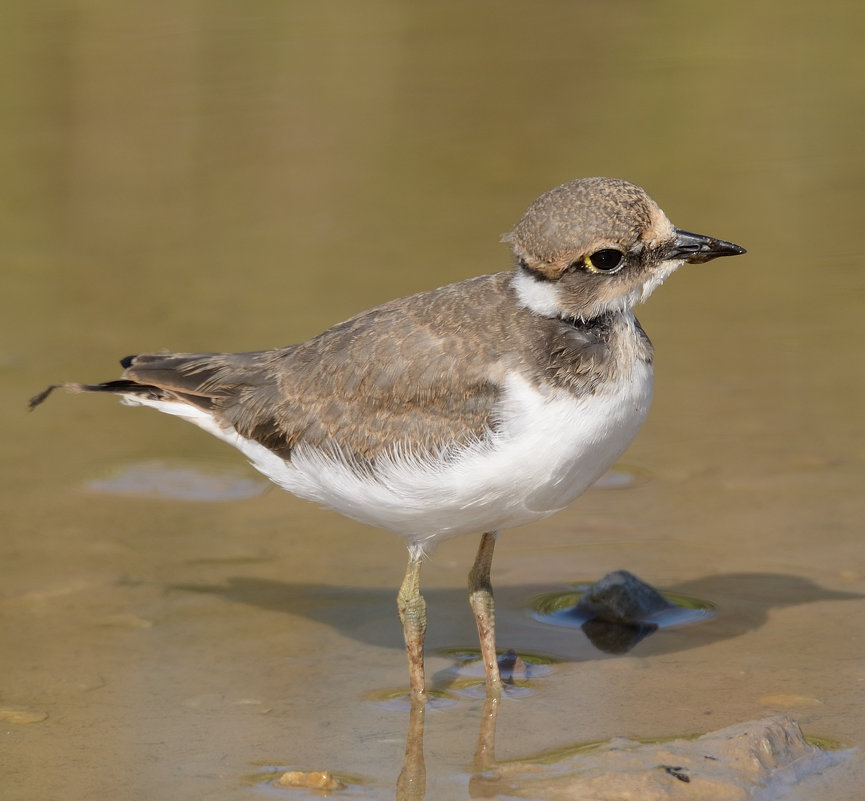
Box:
668;229;746;264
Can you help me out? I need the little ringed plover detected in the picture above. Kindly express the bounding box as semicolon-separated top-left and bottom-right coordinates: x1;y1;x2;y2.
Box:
30;177;745;701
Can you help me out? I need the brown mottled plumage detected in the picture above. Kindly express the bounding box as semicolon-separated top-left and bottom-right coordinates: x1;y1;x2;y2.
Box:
88;274;650;463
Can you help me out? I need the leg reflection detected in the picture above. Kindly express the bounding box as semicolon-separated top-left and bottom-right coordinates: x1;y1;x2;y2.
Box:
396;691;504;801
473;693;499;772
396;699;426;801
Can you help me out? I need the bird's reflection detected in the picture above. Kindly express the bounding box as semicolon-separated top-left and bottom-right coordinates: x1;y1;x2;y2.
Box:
395;649;528;801
396;691;501;801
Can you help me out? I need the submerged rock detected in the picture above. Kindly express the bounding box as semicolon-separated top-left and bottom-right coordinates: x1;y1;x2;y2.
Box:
574;569;675;624
572;569;675;653
470;716;845;801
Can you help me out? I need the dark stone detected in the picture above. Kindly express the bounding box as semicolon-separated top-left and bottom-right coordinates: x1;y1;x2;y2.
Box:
574;569;674;624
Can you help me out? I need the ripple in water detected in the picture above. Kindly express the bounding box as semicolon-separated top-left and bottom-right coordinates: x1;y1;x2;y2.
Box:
87;460;268;501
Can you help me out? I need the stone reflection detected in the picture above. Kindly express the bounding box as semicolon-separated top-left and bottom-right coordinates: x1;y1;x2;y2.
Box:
580;618;659;653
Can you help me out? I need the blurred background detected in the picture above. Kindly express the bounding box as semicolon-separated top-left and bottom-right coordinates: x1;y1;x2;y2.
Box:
3;2;864;799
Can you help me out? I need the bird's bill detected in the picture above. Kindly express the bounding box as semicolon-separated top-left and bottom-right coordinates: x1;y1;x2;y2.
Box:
668;229;746;264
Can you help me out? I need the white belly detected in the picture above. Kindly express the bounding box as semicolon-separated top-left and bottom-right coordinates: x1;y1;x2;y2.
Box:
124;362;653;557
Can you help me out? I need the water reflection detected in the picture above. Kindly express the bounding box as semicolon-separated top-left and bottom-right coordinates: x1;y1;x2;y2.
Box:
395;694;501;801
397;700;427;801
247;689;845;798
392;693;843;801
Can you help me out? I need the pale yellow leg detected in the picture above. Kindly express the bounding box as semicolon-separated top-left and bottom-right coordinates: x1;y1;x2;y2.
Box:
468;531;502;693
397;555;427;701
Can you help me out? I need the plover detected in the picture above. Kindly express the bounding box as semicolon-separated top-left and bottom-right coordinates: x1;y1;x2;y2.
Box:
30;177;745;701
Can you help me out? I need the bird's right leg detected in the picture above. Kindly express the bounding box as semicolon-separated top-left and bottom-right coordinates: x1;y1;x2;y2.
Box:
468;531;502;694
397;554;427;701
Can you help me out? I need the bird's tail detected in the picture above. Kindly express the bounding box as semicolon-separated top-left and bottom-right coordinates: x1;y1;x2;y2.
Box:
28;351;220;411
28;377;167;411
28;351;267;413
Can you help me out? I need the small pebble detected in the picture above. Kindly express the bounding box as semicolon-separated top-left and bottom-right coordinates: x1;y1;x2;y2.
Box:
758;693;824;708
276;770;344;791
0;706;48;724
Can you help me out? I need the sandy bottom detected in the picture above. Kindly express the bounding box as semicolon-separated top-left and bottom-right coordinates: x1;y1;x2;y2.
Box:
3;455;864;800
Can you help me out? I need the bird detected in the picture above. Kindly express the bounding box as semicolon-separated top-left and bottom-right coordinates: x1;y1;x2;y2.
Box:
30;177;745;702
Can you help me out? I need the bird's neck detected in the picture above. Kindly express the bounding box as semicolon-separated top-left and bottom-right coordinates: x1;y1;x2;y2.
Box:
511;267;632;330
557;309;619;335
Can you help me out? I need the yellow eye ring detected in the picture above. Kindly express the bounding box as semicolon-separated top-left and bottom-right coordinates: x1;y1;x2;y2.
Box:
585;249;624;272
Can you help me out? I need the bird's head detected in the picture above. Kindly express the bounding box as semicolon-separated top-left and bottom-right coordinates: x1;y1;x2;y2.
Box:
504;177;745;322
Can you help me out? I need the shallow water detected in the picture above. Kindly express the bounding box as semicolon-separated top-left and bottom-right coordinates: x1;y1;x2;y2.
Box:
3;1;865;799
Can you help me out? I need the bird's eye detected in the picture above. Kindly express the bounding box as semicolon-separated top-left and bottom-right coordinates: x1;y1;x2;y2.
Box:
586;249;624;272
